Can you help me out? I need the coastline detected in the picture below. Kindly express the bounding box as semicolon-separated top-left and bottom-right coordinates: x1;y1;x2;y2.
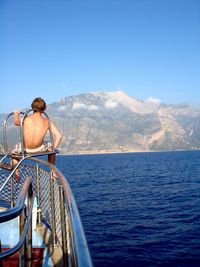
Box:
58;148;200;156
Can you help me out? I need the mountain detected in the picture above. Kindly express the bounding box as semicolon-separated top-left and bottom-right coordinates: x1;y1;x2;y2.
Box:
1;91;200;154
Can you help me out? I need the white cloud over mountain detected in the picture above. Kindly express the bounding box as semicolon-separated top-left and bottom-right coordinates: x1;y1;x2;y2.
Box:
146;97;161;104
72;102;99;111
105;99;118;109
58;106;66;111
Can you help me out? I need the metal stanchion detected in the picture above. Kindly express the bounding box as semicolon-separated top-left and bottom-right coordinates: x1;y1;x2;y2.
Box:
27;183;33;267
50;172;57;246
36;164;42;224
0;239;2;267
59;185;68;266
19;207;26;267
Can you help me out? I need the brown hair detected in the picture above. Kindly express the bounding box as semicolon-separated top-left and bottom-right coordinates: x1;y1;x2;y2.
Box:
31;97;46;111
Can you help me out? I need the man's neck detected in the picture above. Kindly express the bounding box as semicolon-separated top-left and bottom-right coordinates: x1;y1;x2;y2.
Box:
33;110;42;116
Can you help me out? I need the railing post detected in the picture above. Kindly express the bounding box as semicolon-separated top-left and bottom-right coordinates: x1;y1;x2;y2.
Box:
0;239;2;267
19;206;26;267
36;164;42;224
10;175;14;207
10;159;14;207
27;183;33;267
59;185;68;267
50;172;57;246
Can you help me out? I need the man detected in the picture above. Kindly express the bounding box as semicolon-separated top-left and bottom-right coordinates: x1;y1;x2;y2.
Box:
13;97;63;180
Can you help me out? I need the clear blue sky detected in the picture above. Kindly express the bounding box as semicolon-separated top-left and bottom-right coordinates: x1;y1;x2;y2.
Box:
0;0;200;113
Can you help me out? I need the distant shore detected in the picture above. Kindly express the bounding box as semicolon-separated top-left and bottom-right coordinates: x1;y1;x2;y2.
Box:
59;148;199;156
0;148;199;158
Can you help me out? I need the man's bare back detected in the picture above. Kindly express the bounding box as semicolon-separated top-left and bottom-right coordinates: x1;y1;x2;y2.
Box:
23;112;49;149
13;98;62;180
14;110;62;150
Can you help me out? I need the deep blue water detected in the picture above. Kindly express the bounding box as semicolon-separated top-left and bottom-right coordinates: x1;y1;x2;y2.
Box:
56;150;200;267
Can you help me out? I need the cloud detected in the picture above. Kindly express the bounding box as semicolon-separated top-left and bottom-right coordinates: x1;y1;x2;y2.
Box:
105;99;118;109
72;103;87;110
57;106;66;111
146;97;161;104
88;105;99;111
72;102;99;111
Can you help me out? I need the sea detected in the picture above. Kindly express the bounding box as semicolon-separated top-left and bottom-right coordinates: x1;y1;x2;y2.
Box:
56;150;200;267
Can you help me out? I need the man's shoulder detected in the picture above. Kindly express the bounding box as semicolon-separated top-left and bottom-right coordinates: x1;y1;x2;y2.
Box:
26;114;48;123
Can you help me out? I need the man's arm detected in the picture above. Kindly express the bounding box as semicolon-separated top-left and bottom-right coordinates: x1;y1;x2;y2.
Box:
50;122;63;148
13;110;21;126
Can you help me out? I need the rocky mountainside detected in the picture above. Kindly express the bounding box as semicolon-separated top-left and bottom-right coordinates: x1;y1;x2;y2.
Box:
1;91;200;154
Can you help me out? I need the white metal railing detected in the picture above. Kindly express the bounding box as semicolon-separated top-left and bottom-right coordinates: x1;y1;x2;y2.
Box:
0;176;34;265
0;155;93;266
0;111;93;266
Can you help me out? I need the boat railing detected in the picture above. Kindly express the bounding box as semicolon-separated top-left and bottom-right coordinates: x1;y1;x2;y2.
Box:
0;110;58;192
0;110;92;266
2;109;55;158
0;155;93;266
3;111;24;156
0;175;34;265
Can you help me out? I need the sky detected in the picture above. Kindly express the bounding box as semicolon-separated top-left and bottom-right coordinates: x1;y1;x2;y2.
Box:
0;0;200;113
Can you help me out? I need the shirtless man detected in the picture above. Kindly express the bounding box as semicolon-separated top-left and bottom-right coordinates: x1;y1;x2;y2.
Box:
13;97;63;179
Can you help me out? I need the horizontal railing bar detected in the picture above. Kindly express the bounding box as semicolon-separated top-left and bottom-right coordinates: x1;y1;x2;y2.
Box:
0;156;30;193
0;176;32;223
0;178;34;259
0;150;59;192
0;193;34;259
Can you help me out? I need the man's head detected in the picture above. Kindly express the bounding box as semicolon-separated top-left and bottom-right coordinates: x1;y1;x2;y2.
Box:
31;97;46;111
